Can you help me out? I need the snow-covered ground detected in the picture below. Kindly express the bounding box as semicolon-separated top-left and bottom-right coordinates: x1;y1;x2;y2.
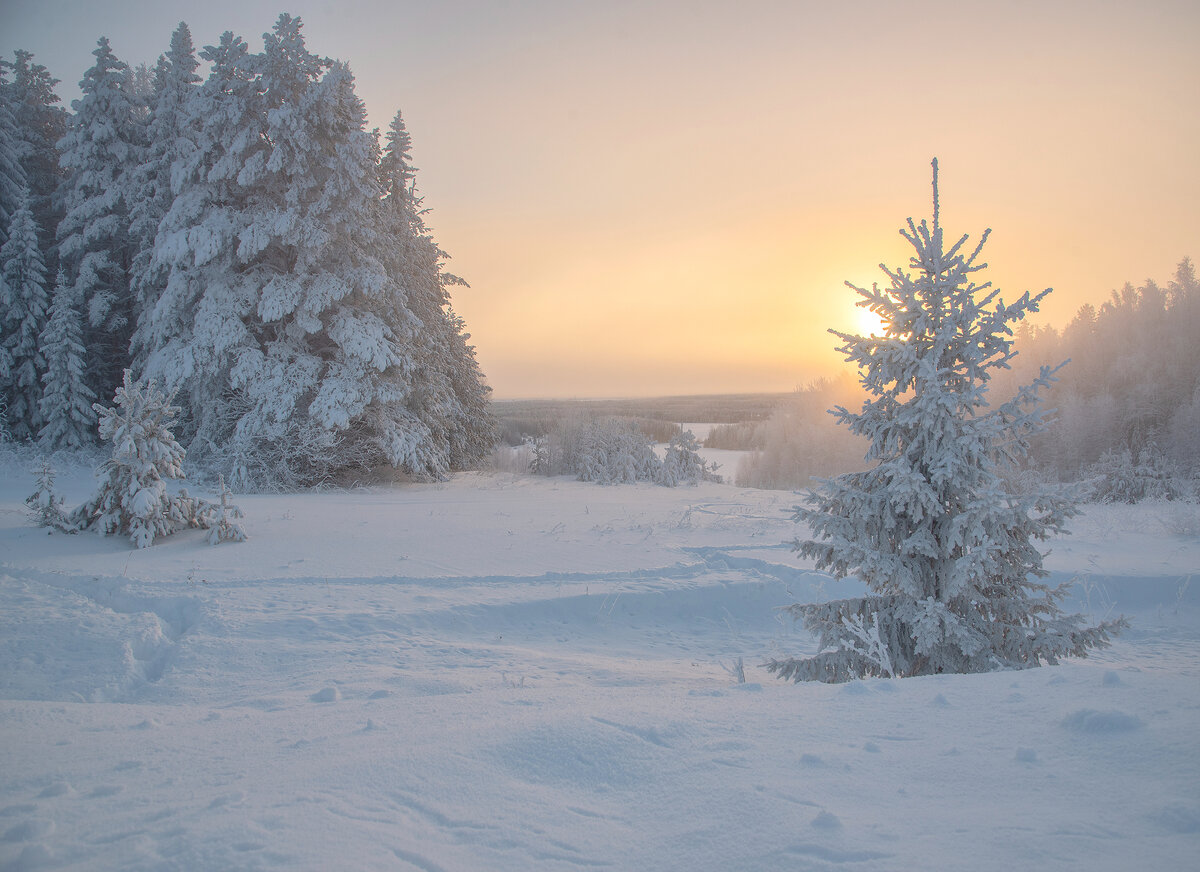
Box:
1;454;1197;871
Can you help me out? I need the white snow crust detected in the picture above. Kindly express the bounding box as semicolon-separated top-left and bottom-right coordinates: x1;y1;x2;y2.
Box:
0;456;1197;870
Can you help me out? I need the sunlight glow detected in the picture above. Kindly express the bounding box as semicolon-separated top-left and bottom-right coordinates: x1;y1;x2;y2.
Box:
854;304;888;338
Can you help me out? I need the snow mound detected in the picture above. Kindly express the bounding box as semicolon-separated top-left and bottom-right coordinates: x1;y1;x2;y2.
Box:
1061;708;1144;733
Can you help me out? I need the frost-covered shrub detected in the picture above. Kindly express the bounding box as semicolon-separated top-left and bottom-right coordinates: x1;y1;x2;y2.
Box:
574;418;660;484
768;161;1125;683
1156;502;1200;538
36;373;249;547
705;378;870;490
524;417;716;486
1084;445;1191;504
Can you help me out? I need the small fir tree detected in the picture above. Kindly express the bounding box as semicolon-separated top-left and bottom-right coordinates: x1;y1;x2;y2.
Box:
198;473;247;544
38;270;96;449
25;456;70;530
70;371;199;548
768;160;1125;683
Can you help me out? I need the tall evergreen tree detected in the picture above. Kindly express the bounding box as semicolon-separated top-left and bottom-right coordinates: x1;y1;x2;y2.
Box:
768;161;1124;683
378;111;496;475
56;37;145;403
126;22;201;366
134;27;258;419
0;64;28;246
0;186;49;440
5;51;67;266
38;269;96;449
140;17;408;487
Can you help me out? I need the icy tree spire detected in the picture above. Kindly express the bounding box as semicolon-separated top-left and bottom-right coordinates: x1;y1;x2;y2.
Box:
768;161;1125;683
931;156;939;232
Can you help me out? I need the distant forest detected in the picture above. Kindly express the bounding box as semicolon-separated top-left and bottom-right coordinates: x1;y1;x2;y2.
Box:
999;258;1199;493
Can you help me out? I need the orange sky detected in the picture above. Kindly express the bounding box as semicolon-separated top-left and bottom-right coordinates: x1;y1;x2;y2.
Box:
5;0;1198;397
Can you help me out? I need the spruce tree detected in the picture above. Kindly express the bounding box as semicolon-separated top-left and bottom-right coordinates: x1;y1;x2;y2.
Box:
56;37;145;404
38;270;96;449
134;28;259;453
5;51;67;267
25;456;70;530
126;22;201;362
70;371;195;549
0;186;49;440
0;64;28;247
378;111;496;475
768;161;1125;683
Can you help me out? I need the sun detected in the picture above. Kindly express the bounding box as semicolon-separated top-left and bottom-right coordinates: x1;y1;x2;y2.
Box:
854;304;887;337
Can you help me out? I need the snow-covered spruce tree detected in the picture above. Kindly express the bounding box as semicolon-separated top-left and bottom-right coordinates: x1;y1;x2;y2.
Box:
56;37;145;405
377;111;497;477
132;29;259;462
38;270;96;449
70;371;200;548
768;160;1125;683
25;456;70;530
0;65;28;247
0;186;49;441
126;22;201;367
5;51;68;265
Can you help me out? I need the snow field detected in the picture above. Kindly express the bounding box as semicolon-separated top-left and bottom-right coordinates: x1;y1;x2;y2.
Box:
0;462;1198;870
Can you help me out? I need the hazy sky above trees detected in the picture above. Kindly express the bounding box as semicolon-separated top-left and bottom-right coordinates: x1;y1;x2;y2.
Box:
4;0;1197;398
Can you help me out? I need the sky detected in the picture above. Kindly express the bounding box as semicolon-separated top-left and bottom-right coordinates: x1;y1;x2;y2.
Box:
3;0;1198;399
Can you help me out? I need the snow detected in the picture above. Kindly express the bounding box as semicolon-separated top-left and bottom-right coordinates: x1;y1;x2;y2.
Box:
1;456;1197;870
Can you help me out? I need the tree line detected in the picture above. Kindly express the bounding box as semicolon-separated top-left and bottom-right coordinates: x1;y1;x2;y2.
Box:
1000;258;1199;495
0;15;495;489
